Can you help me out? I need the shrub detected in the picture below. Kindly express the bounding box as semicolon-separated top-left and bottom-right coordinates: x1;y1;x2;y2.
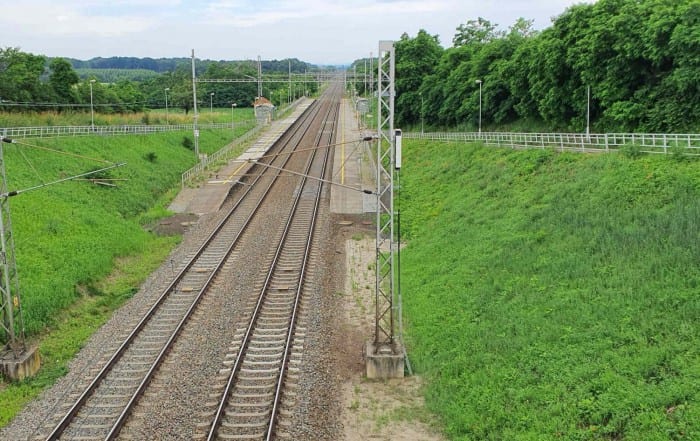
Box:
620;142;643;159
182;136;194;150
669;144;686;162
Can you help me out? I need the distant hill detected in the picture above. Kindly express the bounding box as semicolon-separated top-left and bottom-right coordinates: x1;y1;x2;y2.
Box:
74;68;160;82
67;57;189;72
66;56;319;74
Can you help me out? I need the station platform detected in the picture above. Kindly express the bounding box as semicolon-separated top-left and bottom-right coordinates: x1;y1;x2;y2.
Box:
329;98;376;214
168;96;374;217
169;98;313;215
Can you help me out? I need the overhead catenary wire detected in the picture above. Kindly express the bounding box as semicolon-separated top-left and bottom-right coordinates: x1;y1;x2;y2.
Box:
252;136;374;162
0;136;125;198
11;139;115;165
246;159;375;195
1;162;126;198
15;142;45;187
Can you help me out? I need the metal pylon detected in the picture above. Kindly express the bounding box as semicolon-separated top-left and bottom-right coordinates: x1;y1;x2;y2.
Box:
374;41;396;353
0;137;25;353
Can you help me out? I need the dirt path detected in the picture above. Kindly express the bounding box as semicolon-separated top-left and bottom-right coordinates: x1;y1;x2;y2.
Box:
337;232;444;441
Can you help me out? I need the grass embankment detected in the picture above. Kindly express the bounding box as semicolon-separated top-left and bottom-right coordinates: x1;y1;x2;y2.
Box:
400;142;700;440
0;128;246;426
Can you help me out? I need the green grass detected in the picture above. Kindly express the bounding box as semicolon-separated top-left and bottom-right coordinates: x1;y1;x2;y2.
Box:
0;235;177;426
0;128;239;426
400;141;700;440
7;129;246;334
0;107;255;127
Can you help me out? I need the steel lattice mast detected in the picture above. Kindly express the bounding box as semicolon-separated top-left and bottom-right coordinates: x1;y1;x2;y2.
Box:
0;137;25;353
374;41;397;352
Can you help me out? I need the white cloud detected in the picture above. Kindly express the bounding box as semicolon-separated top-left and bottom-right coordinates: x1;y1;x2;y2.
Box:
201;0;450;27
1;1;155;37
0;0;595;63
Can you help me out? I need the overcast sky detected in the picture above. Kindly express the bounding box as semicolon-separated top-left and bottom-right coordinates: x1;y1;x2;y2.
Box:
0;0;593;65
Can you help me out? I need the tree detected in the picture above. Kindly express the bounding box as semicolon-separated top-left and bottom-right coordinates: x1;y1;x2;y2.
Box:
113;80;144;113
0;47;46;107
453;17;502;46
49;58;79;104
395;30;444;126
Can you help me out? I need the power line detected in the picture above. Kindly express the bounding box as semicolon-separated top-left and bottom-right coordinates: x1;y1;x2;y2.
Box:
12;139;114;165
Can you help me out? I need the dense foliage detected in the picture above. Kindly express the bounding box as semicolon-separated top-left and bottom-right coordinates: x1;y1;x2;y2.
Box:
390;0;700;132
400;141;700;439
0;49;319;115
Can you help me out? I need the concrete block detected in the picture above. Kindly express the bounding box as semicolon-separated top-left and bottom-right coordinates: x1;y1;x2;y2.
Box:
0;346;40;381
365;341;404;379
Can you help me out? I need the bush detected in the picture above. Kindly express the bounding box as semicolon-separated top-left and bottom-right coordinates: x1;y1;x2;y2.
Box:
620;142;643;159
144;152;157;163
669;144;686;162
182;136;194;150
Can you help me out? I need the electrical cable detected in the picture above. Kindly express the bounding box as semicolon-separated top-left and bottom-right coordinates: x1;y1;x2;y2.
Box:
15;143;45;187
12;139;114;165
0;136;123;198
1;162;126;198
253;136;374;162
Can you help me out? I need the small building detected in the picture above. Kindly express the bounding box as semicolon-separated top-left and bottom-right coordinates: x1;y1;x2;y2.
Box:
254;97;275;124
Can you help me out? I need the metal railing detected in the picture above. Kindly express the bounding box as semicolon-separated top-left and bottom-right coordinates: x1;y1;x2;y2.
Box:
180;98;309;187
181;124;265;187
405;132;700;155
0;121;258;139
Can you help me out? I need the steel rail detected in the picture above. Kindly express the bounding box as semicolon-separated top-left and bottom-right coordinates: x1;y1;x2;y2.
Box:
43;97;323;441
205;85;341;441
104;96;329;440
266;98;339;441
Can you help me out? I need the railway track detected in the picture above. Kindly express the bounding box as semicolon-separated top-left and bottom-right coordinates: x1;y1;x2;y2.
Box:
199;90;339;441
38;82;342;441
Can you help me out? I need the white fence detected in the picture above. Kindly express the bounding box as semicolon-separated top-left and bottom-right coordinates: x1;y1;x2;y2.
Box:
404;132;700;155
0;121;258;139
181;124;265;187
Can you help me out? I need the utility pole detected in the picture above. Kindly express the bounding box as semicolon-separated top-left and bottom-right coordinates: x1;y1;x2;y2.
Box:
0;137;122;380
257;56;263;98
164;88;170;124
365;40;404;379
0;136;40;381
352;65;356;97
586;85;591;141
89;80;96;129
0;137;23;353
475;79;482;136
364;58;368;96
288;60;292;104
369;51;373;96
191;50;200;160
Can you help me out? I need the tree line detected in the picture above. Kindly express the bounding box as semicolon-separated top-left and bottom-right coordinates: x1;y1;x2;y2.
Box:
358;0;699;133
67;56;314;75
0;49;319;115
